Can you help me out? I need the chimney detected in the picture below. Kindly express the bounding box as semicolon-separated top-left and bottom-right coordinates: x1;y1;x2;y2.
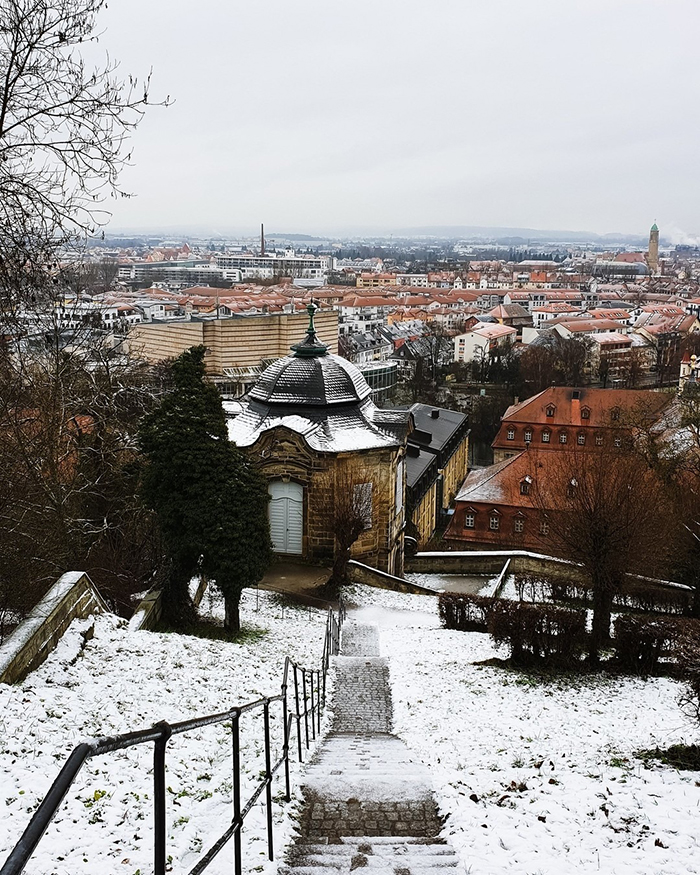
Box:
431;409;439;419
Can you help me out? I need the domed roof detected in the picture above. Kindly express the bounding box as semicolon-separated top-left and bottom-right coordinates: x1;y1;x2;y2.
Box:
248;302;372;407
249;352;372;407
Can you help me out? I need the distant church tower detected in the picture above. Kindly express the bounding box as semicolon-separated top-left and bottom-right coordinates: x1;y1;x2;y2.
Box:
647;222;659;275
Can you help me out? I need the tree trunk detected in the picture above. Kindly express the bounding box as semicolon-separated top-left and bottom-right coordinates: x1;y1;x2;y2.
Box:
161;563;197;628
224;593;241;634
589;584;614;665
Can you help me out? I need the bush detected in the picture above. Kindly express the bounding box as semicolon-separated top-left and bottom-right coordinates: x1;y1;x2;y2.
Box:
513;574;551;603
613;614;700;675
487;600;587;667
438;592;495;632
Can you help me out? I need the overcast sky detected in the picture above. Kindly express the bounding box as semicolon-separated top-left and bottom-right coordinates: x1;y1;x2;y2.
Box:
96;0;700;239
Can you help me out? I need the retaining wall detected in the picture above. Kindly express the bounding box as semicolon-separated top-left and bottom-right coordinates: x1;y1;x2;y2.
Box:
348;561;437;596
407;550;587;582
0;572;109;685
129;576;210;632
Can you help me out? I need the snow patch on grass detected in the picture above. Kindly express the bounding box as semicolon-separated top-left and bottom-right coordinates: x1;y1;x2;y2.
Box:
0;589;328;875
383;610;700;875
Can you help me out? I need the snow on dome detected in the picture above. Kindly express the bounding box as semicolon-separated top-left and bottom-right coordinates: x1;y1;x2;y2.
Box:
248;353;372;407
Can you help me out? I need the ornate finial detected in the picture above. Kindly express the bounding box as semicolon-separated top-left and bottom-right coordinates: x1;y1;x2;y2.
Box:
292;299;328;358
306;300;317;332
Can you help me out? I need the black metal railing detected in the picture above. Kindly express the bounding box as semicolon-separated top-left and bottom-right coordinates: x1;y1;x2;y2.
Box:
1;598;345;875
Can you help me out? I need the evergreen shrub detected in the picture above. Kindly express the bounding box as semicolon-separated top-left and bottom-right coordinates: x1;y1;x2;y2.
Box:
438;592;495;632
488;600;586;667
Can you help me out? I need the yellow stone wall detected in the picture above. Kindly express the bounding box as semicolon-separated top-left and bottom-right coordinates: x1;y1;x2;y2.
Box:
440;431;469;509
129;311;339;374
413;480;438;547
247;428;405;576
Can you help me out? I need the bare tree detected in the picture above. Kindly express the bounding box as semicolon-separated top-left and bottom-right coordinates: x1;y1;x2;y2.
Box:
533;447;674;663
322;465;375;590
0;0;166;315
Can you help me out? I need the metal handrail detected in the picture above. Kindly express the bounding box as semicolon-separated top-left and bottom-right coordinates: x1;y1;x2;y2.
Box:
1;599;345;875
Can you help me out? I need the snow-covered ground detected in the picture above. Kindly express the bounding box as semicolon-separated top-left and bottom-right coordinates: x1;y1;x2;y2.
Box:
0;588;329;875
346;585;700;875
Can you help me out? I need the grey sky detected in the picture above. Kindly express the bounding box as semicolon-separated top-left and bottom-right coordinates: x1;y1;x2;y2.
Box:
97;0;700;239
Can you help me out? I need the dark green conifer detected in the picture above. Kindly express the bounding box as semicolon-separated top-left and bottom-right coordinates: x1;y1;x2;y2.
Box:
139;346;271;630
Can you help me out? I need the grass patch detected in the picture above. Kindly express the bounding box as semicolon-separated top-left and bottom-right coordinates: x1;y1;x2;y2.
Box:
637;744;700;771
154;618;268;645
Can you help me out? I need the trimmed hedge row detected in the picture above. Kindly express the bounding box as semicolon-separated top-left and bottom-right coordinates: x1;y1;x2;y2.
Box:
613;614;700;675
488;599;586;667
514;573;690;615
438;592;492;632
439;592;586;667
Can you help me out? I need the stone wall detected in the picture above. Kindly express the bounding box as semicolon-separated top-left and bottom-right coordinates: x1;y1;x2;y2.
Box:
0;572;109;685
130;576;210;632
407;549;587;583
348;560;437;596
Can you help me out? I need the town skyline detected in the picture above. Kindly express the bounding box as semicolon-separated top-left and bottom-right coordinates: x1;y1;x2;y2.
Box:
91;0;700;239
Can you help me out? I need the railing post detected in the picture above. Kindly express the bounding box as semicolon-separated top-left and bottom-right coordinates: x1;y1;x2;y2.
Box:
317;671;322;734
263;700;274;862
302;669;310;750
309;670;316;741
281;665;291;803
293;664;303;762
153;721;172;875
232;709;242;875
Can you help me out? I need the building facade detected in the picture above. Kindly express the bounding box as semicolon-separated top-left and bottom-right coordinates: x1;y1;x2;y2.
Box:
226;306;410;575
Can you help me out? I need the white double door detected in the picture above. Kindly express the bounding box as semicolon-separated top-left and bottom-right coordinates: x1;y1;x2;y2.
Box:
268;480;304;555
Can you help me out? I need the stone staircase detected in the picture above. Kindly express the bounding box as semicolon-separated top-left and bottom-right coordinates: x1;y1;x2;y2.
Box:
279;620;465;874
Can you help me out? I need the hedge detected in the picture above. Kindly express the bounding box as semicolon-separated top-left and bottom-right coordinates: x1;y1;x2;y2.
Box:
488;599;587;667
438;592;495;632
613;614;700;675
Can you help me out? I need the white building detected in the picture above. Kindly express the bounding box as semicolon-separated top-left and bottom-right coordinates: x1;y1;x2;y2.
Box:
453;324;517;363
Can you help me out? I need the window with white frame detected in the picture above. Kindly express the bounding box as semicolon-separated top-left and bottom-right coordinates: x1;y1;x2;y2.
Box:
514;518;524;533
507;427;515;441
559;432;568;444
577;433;586;445
489;513;500;531
542;430;551;443
539;520;550;535
581;407;590;420
464;512;475;528
524;428;533;443
595;434;604;446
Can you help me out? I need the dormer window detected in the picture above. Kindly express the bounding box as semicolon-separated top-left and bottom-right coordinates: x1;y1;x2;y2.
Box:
507;427;515;441
541;429;551;443
520;475;533;495
524;428;533;443
489;511;500;531
559;431;568;444
611;408;620;422
581;407;591;420
546;405;555;417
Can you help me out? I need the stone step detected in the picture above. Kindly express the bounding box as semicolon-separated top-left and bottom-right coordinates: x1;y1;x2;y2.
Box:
290;844;454;857
279;865;460;875
290;851;459;866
